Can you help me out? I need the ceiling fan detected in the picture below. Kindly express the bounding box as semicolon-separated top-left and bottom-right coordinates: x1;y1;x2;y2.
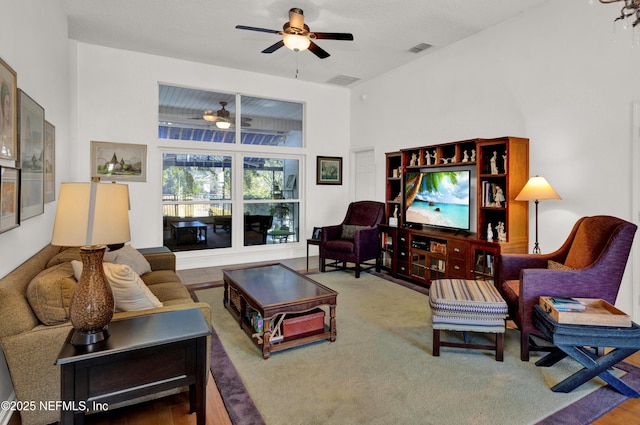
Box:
235;7;354;59
197;102;252;128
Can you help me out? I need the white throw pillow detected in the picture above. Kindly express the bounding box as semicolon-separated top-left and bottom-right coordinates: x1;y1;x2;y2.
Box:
103;245;152;276
71;260;163;312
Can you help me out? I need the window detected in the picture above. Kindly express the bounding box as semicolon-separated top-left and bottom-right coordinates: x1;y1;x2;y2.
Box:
159;85;304;251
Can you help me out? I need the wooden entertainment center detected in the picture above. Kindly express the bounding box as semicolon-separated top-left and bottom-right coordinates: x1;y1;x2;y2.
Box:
378;136;529;286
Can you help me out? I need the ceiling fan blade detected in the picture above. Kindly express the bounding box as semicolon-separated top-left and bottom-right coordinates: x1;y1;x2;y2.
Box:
235;25;280;34
311;32;354;41
262;40;285;54
308;41;330;59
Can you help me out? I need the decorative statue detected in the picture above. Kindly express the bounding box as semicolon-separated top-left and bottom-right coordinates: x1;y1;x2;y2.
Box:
490;151;498;174
410;153;418;166
450;155;456;164
462;150;469;162
487;223;494;241
393;205;399;218
502;152;507;174
425;151;432;166
470;149;476;162
493;186;505;207
497;222;507;242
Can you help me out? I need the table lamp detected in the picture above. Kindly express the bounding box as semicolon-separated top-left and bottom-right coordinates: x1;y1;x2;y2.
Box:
51;178;130;345
515;175;561;254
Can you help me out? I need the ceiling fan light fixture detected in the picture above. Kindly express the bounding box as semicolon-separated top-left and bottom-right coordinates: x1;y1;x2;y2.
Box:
202;110;217;122
283;34;310;52
216;119;231;129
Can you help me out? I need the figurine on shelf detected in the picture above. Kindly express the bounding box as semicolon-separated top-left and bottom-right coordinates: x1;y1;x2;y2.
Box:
487;223;494;242
497;222;507;242
470;149;476;162
494;186;505;207
502;152;507;174
393;205;399;218
450;155;456;164
490;151;499;174
410;153;418;167
462;150;469;162
441;157;449;164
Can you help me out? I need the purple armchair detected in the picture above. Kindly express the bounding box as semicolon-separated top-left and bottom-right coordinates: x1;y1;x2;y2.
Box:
320;201;385;278
499;215;637;361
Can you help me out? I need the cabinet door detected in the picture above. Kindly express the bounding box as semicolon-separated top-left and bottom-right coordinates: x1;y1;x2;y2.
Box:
410;250;429;284
378;227;396;274
471;245;499;282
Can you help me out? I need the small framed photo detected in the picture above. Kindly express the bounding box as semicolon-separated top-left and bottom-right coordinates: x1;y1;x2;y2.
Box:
0;57;17;161
18;89;44;221
316;156;342;185
312;226;322;240
91;141;147;182
0;166;20;233
44;120;55;203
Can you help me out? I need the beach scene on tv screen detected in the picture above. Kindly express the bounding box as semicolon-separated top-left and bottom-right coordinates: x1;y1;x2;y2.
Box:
406;171;470;229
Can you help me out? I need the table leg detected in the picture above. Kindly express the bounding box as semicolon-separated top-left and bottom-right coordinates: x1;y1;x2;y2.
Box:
306;242;310;270
550;345;640;396
262;317;272;359
329;305;337;342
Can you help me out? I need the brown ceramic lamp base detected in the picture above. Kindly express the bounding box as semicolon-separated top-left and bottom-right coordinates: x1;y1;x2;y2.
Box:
69;245;115;346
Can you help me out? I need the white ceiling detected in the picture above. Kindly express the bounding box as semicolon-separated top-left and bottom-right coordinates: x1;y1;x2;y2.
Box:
61;0;549;87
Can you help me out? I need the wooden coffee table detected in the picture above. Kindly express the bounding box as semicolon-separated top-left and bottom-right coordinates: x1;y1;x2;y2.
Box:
223;263;337;359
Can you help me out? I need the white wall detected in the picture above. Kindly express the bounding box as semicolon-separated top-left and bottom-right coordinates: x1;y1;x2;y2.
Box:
71;43;351;269
351;0;640;320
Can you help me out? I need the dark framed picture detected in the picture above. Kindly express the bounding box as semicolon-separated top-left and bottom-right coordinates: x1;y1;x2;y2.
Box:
312;226;322;240
0;166;20;233
44;120;55;203
91;141;147;182
18;89;45;221
316;156;342;185
0;57;18;161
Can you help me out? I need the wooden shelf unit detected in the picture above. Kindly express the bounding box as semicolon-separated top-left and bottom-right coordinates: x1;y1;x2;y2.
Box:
379;136;529;286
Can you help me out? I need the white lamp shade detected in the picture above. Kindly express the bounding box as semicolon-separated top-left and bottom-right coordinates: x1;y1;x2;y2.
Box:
515;176;562;202
283;34;311;51
216;119;231;129
52;181;131;247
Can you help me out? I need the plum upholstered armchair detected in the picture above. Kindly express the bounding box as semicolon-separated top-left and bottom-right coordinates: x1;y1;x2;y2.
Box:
320;201;385;278
498;215;637;361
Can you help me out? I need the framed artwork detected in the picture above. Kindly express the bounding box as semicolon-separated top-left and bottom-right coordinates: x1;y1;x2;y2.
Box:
312;226;322;240
91;141;147;182
18;89;44;221
0;166;20;233
316;156;342;185
43;120;55;203
0;57;17;160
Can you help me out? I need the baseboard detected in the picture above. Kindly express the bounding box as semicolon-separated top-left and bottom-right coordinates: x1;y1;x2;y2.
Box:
0;391;16;425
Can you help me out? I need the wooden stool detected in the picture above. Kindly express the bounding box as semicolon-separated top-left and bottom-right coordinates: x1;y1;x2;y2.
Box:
429;279;508;361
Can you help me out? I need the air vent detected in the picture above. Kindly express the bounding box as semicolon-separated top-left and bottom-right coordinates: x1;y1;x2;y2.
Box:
326;75;361;86
409;43;432;53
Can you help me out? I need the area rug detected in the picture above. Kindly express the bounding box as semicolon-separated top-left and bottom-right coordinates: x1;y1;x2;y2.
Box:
194;271;640;425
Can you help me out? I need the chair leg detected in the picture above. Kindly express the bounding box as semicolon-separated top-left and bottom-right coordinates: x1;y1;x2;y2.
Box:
320;257;325;272
521;331;530;362
355;263;360;278
433;329;441;356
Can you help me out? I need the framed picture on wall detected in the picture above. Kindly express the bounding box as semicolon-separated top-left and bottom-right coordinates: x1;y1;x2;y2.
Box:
0;57;18;161
44;120;55;203
0;166;20;233
18;89;45;221
316;156;342;185
91;141;147;182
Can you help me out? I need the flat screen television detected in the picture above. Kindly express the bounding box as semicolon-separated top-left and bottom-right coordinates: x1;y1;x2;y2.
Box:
404;168;474;231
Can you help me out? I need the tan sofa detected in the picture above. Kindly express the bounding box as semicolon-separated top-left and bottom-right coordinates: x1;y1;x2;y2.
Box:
0;244;211;425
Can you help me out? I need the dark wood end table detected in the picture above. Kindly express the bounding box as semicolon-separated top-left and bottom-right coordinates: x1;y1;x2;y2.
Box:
306;238;320;270
56;309;210;424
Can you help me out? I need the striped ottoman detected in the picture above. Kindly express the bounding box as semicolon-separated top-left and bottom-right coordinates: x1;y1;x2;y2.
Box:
429;279;508;361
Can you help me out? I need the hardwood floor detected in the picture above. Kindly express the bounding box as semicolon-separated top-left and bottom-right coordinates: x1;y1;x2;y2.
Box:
7;256;640;424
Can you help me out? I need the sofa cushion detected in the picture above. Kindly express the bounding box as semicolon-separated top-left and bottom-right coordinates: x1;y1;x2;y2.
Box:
71;261;163;312
0;287;40;338
45;248;82;269
325;239;355;254
547;260;574;270
104;245;152;276
142;269;182;286
147;281;192;303
26;263;76;326
341;224;370;240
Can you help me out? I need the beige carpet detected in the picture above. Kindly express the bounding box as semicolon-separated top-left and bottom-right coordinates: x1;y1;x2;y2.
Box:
197;272;616;425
